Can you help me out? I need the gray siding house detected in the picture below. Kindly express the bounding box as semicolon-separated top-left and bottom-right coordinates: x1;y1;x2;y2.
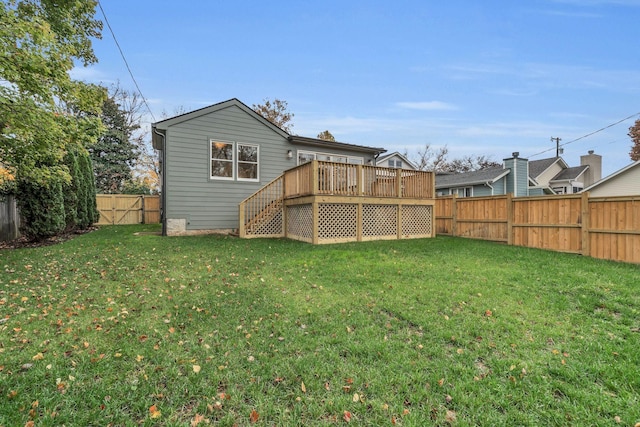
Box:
436;151;601;197
376;152;418;170
152;98;385;235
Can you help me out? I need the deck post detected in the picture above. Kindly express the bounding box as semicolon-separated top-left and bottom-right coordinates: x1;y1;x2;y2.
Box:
312;201;319;244
397;203;403;239
357;202;363;242
356;164;364;196
396;168;402;198
312;160;319;195
451;194;458;237
238;202;246;238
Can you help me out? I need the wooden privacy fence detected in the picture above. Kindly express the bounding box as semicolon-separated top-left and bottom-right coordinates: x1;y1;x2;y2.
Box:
96;195;160;225
0;195;20;241
435;193;640;264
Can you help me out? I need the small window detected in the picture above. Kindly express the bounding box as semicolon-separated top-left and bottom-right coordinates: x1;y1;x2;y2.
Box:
389;160;402;168
453;187;472;197
298;152;315;165
237;144;259;181
297;150;364;166
211;141;233;179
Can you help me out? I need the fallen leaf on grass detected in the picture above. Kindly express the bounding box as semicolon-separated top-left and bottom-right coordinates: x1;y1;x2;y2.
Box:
445;410;457;424
301;381;306;393
191;413;205;426
343;411;352;422
250;409;259;423
192;365;201;374
149;405;161;419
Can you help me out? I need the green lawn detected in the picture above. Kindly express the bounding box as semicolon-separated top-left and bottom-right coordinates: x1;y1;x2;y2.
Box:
1;225;639;426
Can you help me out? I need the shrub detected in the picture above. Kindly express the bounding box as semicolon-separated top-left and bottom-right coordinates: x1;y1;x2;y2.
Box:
17;178;66;240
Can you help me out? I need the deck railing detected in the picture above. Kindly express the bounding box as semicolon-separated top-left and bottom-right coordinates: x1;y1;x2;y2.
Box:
239;175;284;237
283;161;434;199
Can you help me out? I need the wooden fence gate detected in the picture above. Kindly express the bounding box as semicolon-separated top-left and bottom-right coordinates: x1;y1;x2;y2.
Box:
96;195;160;225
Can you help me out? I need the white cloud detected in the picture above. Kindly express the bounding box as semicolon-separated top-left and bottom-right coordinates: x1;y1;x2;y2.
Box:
396;101;458;111
69;65;112;83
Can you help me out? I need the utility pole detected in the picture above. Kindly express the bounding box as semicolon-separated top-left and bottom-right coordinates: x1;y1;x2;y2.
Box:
551;137;562;157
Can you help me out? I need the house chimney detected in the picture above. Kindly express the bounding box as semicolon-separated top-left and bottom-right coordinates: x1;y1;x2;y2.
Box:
580;150;602;187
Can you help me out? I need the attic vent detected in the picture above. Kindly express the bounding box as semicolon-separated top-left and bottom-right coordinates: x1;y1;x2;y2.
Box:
512;152;519;158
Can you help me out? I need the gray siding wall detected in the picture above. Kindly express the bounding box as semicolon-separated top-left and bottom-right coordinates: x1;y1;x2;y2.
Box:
472;185;493;197
504;158;529;197
164;104;378;231
165;104;293;231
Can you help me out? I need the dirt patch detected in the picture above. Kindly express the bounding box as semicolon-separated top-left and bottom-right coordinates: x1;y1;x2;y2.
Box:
0;227;98;250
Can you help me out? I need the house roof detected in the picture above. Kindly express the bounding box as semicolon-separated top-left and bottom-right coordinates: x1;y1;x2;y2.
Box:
151;98;289;149
529;157;569;179
550;165;589;182
288;135;386;155
151;98;386;155
376;151;418;169
435;166;509;188
582;160;640;192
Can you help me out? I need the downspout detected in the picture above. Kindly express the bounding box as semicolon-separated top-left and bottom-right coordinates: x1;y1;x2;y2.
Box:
152;126;167;236
485;181;494;196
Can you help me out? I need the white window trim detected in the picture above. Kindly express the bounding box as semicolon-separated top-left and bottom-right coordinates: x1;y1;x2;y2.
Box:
449;187;472;197
210;139;235;181
237;143;259;182
209;139;260;182
297;150;364;166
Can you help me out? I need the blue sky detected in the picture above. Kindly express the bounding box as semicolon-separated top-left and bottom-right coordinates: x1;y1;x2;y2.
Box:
77;0;640;176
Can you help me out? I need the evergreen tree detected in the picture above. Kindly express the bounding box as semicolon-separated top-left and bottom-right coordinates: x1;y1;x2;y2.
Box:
89;94;139;193
17;179;66;240
63;148;80;231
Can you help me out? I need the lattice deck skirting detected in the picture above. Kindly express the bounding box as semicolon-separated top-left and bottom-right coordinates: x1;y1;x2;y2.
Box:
243;194;435;244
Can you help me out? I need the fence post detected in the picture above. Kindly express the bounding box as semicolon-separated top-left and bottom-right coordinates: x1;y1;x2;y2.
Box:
581;192;590;257
451;194;458;237
506;193;513;246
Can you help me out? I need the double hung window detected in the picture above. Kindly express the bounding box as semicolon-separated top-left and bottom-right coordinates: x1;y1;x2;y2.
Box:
210;140;259;181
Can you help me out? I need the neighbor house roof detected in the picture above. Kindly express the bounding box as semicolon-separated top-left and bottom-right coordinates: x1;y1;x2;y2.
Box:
549;165;589;182
376;152;418;169
435;166;509;188
529;157;569;179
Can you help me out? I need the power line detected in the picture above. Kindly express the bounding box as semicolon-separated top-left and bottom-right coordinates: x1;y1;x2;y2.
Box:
528;112;639;158
96;0;156;123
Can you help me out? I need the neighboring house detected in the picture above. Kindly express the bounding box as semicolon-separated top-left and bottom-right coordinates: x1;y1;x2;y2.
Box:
376;152;418;170
151;98;385;235
528;150;601;195
582;160;640;196
436;151;602;197
435;167;510;197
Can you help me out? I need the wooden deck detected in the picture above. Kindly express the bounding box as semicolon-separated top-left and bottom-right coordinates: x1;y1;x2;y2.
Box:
240;161;435;244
